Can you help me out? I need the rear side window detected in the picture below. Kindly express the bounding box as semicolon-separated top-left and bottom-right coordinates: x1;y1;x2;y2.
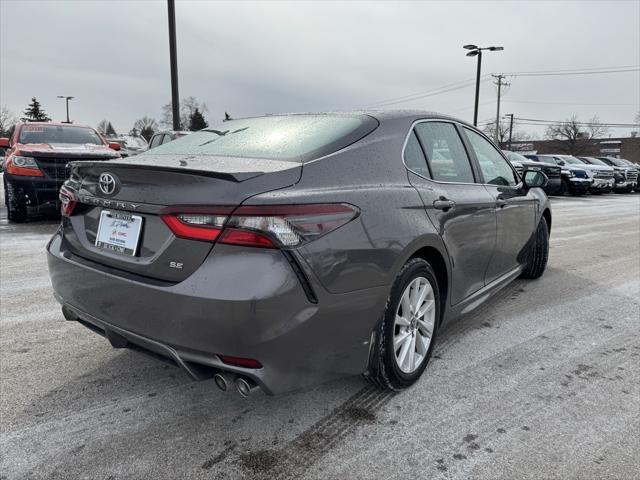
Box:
149;134;163;148
464;128;517;186
404;131;430;178
414;122;474;183
161;134;173;144
147;114;378;162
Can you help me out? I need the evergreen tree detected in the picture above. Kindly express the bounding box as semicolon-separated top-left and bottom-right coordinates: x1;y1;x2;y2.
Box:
23;97;51;122
106;122;117;136
133;116;158;142
189;108;208;131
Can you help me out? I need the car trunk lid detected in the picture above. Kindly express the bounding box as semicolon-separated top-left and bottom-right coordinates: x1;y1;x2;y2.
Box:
61;154;301;282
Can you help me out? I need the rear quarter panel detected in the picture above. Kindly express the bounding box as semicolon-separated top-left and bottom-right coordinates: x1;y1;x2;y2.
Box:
242;117;449;294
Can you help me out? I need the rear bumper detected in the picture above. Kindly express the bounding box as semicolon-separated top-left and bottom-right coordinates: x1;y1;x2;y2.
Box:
47;232;388;394
4;173;61;208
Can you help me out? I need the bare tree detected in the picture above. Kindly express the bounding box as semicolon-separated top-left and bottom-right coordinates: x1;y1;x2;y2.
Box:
132;116;158;141
0;105;17;136
544;115;608;156
483;118;531;149
483;120;510;148
161;97;208;130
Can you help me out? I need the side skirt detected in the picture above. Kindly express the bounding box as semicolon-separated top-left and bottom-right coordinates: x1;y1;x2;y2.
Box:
443;265;523;323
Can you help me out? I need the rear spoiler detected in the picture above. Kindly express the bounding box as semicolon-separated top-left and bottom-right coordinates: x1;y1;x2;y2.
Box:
69;160;265;183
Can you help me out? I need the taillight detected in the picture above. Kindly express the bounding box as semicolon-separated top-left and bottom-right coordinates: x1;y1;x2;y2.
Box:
221;204;359;248
161;213;227;241
5;155;44;177
162;203;359;248
59;186;77;217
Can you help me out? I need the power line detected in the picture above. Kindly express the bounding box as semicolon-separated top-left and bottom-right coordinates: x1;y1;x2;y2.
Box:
360;76;490;108
504;99;639;106
502;64;639;75
504;68;639;77
359;64;639;110
513;116;639;127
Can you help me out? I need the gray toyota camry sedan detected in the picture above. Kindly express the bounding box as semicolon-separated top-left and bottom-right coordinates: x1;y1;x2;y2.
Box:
47;111;551;395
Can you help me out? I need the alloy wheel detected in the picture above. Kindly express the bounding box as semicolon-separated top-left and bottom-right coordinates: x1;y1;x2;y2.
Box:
393;276;436;374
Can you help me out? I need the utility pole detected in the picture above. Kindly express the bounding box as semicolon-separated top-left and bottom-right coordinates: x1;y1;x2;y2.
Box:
492;74;509;145
505;113;514;150
167;0;180;131
57;96;74;123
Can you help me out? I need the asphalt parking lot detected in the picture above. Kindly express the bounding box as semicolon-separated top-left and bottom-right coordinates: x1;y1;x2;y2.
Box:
1;191;639;480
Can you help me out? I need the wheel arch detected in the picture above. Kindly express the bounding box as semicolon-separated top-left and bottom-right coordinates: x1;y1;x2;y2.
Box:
408;245;449;325
542;208;552;233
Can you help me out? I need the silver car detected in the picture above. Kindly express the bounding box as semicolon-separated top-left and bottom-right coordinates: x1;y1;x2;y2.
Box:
47;112;551;395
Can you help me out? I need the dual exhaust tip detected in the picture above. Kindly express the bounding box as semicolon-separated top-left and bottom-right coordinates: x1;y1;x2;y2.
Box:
213;372;260;397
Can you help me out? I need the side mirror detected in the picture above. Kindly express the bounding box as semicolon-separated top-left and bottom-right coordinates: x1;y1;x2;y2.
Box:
522;169;548;190
108;142;121;151
557;160;565;166
0;138;9;148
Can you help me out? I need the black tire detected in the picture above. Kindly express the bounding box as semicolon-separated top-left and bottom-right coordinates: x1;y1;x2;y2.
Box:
521;217;549;280
4;180;28;223
367;258;440;391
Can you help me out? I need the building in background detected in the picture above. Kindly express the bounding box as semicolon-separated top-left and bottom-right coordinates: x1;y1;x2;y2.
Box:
511;136;640;164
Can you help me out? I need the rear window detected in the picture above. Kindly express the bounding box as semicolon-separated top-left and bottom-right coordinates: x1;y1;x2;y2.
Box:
145;114;378;162
19;124;103;145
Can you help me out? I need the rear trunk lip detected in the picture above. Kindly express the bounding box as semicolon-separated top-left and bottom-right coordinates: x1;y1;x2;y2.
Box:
69;160;257;182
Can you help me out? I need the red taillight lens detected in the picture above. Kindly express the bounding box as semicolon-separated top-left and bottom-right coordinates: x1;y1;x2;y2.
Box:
218;355;263;369
162;203;359;248
161;213;227;242
59;186;77;217
222;203;359;248
218;228;276;248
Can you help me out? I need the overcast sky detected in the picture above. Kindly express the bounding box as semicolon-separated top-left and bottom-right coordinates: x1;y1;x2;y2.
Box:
1;0;639;138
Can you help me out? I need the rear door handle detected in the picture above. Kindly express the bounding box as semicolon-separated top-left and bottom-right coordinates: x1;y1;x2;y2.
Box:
496;198;507;208
433;199;456;211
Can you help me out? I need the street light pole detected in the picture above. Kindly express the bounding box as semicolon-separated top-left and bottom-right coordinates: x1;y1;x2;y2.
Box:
463;45;504;127
57;96;74;123
473;51;482;127
167;0;180;131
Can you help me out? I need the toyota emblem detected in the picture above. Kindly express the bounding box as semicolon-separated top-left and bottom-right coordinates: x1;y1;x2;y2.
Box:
98;172;118;196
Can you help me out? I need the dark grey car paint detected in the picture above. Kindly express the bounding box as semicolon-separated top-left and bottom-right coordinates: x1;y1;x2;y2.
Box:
47;110;551;394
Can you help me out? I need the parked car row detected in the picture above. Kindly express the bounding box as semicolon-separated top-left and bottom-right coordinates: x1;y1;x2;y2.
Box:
104;134;149;157
503;151;638;196
1;121;190;222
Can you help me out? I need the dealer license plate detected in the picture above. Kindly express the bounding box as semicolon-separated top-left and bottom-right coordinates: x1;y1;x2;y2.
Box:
95;210;143;256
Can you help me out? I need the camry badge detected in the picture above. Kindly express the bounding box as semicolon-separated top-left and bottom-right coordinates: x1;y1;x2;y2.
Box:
98;172;118;196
